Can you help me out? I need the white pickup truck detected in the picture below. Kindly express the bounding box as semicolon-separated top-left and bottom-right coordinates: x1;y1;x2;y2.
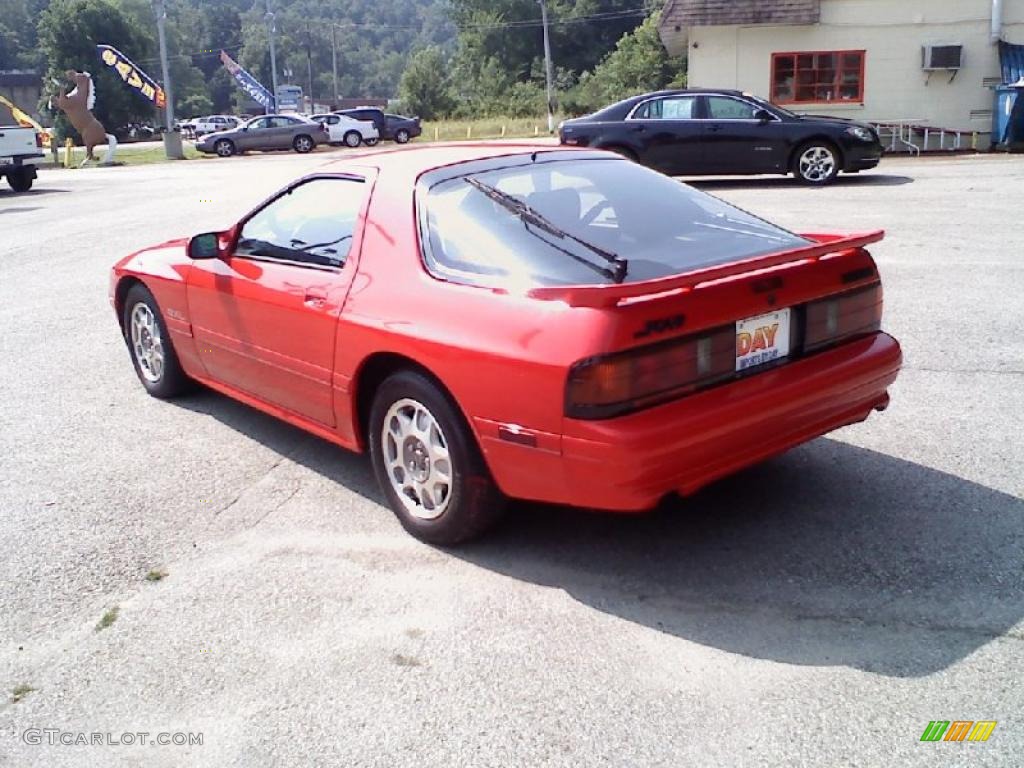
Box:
0;125;44;193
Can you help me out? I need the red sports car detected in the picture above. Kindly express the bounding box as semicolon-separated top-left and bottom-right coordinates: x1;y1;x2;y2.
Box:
110;144;901;544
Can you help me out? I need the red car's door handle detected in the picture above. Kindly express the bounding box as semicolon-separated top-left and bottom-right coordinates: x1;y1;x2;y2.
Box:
303;290;327;308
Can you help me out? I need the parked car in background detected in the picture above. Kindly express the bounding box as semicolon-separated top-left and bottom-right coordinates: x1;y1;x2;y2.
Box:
336;107;421;143
195;114;327;157
559;88;883;185
110;145;901;544
0;124;44;192
310;113;379;147
193;115;241;137
176;118;199;140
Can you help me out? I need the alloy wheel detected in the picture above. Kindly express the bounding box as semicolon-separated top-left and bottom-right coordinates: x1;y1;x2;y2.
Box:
130;302;164;383
799;146;836;183
381;398;453;520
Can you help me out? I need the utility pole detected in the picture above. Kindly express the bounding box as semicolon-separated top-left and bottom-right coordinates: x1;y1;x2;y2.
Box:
538;0;555;133
331;26;338;103
306;21;314;112
265;0;279;113
153;0;183;158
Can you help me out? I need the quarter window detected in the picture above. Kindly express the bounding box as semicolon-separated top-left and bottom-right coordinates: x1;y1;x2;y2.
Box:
772;50;865;104
236;178;367;267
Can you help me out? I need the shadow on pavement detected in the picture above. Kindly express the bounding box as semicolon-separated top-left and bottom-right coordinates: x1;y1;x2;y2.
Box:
0;187;71;200
690;174;914;190
176;390;1022;678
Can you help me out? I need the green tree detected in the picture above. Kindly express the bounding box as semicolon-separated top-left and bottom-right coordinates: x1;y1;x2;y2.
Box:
565;11;686;115
399;46;454;119
37;0;156;139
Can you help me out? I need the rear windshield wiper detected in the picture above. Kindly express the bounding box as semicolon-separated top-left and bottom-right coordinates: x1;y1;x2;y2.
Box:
465;176;628;284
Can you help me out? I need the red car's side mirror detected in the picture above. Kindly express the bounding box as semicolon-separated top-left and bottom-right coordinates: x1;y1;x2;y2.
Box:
187;233;220;259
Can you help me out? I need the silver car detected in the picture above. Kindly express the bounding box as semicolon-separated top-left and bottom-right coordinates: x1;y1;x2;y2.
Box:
196;115;328;157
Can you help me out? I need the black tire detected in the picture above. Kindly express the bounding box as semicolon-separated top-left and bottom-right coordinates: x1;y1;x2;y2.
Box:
363;137;379;147
6;168;33;192
394;128;410;144
343;130;362;148
122;284;191;399
293;134;315;153
792;140;841;185
369;371;506;545
214;139;235;158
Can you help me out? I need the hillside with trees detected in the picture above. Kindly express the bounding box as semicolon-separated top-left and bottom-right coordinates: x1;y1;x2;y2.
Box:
1;0;684;136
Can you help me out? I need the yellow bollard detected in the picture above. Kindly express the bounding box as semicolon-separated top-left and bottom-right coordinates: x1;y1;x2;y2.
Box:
63;138;74;168
466;125;472;139
501;124;506;137
534;125;539;136
434;125;439;141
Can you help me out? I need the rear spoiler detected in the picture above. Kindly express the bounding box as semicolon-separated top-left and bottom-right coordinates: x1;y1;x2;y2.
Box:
526;230;884;308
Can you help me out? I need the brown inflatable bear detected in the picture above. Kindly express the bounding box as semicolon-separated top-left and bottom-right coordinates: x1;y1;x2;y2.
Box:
53;70;117;166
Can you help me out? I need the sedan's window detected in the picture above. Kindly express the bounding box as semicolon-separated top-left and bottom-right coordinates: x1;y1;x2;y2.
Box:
246;117;270;130
271;117;298;128
635;97;696;120
707;97;761;120
236;179;367;267
421;158;807;289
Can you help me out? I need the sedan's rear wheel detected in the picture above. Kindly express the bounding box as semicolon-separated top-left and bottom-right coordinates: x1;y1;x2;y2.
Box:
394;128;410;144
369;371;505;545
214;139;235;158
363;137;379;147
794;142;840;185
343;130;362;148
293;134;314;153
122;284;190;398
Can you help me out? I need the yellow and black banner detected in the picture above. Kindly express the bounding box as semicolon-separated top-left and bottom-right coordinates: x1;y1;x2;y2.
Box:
96;45;166;108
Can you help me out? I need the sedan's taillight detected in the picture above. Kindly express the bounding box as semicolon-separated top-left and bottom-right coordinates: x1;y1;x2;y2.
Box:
566;326;735;419
804;282;883;353
35;132;44;148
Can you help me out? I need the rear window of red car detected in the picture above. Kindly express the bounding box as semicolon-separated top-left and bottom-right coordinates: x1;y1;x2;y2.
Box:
419;156;808;290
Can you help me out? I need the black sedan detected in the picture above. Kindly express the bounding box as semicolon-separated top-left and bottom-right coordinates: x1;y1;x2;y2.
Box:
558;89;883;184
336;108;422;144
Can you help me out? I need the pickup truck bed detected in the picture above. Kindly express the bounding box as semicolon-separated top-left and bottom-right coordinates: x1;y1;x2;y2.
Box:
0;125;44;193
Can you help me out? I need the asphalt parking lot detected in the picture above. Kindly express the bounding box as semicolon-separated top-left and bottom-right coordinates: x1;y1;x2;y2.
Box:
1;148;1022;767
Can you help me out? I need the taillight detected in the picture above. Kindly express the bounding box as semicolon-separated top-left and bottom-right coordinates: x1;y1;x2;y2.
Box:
35;132;44;148
804;282;883;353
566;326;734;419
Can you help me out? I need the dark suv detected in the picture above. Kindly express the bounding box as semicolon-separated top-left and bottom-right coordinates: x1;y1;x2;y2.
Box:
336;108;422;144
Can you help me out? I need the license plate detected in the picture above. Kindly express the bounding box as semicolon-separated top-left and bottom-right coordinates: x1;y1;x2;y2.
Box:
736;308;791;372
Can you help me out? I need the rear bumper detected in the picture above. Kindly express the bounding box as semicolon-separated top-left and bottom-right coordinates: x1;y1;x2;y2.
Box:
480;332;901;511
1;153;43;170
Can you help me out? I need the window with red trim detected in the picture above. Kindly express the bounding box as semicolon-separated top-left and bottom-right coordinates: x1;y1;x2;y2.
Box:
771;51;865;104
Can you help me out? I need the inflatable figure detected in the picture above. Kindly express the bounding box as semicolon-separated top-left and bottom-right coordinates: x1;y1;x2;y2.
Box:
52;70;116;166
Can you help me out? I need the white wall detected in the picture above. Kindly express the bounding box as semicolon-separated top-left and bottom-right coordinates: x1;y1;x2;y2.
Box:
687;0;1024;137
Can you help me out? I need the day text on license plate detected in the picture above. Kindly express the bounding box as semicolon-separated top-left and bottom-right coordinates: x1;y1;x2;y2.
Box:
736;308;791;372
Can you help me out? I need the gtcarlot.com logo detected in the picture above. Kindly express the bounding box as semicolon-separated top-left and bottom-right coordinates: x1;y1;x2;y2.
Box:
23;729;203;747
920;721;997;742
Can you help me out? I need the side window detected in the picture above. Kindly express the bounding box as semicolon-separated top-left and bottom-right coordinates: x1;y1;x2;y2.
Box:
327;116;339;125
659;97;696;119
707;97;761;120
249;118;269;130
636;97;696;120
236;178;368;267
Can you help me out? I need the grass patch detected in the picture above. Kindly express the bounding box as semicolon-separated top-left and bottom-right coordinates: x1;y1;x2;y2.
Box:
47;144;204;168
96;606;119;631
11;684;35;703
420;116;559;142
144;569;168;582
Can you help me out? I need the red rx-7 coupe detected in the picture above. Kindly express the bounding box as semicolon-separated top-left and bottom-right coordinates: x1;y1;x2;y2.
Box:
110;145;901;544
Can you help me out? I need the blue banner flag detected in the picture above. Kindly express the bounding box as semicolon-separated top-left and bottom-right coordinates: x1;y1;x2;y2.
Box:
96;45;166;108
220;51;275;111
